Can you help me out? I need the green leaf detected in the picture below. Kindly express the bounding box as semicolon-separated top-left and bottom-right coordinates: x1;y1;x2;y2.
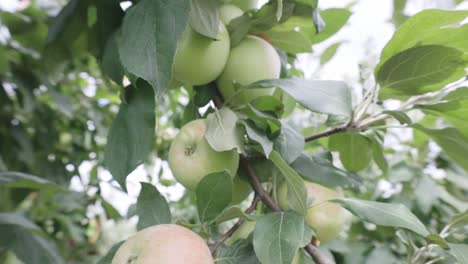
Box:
274;122;305;164
0;171;63;191
333;198;430;237
0;213;39;230
413;125;468;171
243;120;274;157
320;42;340;65
425;234;449;249
369;135;388;173
449;243;468;263
382;110;412;125
378;9;468;71
251;78;352;117
189;0;219;39
196;171;233;223
270;151;307;215
102;30;124;83
216;237;260;264
205;107;245;152
45;0;82;44
96;241;124;264
104;84;155;190
136;183;172;230
329;133;373;172
118;0;190;91
290;153;361;190
215;206;255;224
265;30;312;54
253;212;312;264
292;0;317;8
377;45;466;98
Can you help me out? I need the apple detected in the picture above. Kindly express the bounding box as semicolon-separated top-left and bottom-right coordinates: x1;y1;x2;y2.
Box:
168;119;239;190
277;181;352;244
231;176;252;204
230;0;259;10
112;224;213;264
225;220;256;245
216;36;281;105
219;4;243;25
173;23;230;86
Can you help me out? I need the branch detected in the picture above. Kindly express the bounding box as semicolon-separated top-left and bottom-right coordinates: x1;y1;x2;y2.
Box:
210;195;260;254
240;156;335;264
304;124;351;142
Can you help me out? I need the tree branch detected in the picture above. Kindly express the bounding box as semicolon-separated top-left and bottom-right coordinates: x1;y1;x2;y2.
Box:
240;156;335;264
304;124;351;142
210;195;260;254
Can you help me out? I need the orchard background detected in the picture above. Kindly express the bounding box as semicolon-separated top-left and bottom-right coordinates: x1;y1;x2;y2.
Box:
1;0;468;263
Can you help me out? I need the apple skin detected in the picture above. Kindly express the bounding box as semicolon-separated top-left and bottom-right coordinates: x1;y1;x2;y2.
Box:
230;0;259;10
173;23;230;86
112;224;213;264
216;36;281;105
219;4;243;25
168;119;239;190
277;182;352;244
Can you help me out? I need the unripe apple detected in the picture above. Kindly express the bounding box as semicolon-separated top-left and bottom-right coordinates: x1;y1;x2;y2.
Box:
173;23;230;86
230;0;259;10
216;36;281;105
112;224;213;264
168;119;239;190
277;182;351;244
219;4;243;25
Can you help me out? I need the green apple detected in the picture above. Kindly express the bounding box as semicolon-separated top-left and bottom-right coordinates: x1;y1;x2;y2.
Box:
219;4;243;25
225;220;256;245
277;181;352;244
230;0;259;10
112;224;213;264
231;176;252;204
173;23;230;86
216;36;281;105
168;119;239;190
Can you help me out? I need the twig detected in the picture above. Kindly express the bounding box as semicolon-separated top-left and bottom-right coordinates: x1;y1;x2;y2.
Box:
210;195;260;254
240;156;335;264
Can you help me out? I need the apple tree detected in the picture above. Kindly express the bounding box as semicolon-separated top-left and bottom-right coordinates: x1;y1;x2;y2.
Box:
1;0;468;263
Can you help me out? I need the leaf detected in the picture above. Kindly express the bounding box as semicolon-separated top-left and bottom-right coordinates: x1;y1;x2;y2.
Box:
449;243;468;263
196;171;233;223
102;30;124;83
265;30;312;54
118;0;190;91
189;0;219;39
270;151;308;215
320;42;340;65
377;45;466;98
104;84;155;190
251;78;352;117
136;183;172;230
253;212;312;264
290;153;361;190
329;133;373;172
216;238;261;264
413;125;468;171
96;241;124;264
333;198;430;237
0;213;39;230
206;107;245;152
382;110;412;125
243;121;274;157
0;171;63;192
216;206;254;224
369;135;388;173
425;234;449;249
45;0;82;44
274;122;305;164
378;9;468;71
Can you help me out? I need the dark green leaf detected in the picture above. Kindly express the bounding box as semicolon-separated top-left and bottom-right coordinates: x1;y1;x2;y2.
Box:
217;237;260;264
196;171;233;223
104;84;155;190
369;135;388;173
136;183;172;230
0;171;63;191
382;110;412;125
102;30;124;83
243;121;274;157
0;213;39;230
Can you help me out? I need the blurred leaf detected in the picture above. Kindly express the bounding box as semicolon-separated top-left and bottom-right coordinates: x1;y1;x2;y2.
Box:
251;78;352;117
189;0;219;39
266;30;312;54
291;153;361;190
136;183;171;230
181;101;200;126
274;122;304;164
329;133;373;172
0;171;63;191
217;237;260;264
365;246;399;264
320;42;340;65
333;198;430;237
0;213;39;230
118;0;190;91
216;206;254;224
253;212;311;264
100;197;122;220
377;45;466;98
196;171;233;223
449;243;468;263
369;135;388;173
270;151;307;215
426;234;449;249
206;107;244;152
96;241;124;264
104;84;155;190
382;110;412;125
